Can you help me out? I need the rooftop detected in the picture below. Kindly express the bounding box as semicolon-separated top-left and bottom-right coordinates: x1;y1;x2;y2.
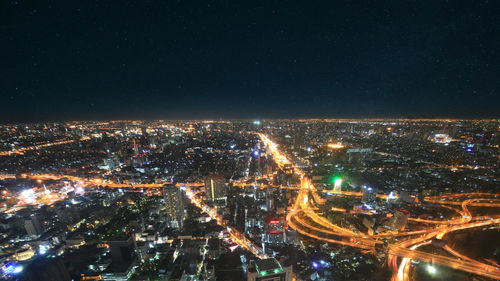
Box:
252;258;283;275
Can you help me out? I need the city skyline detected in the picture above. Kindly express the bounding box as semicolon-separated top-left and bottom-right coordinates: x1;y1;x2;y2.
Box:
0;120;498;280
0;1;499;280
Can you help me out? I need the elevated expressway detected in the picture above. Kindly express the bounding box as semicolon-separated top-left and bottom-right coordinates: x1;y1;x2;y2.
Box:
257;133;500;280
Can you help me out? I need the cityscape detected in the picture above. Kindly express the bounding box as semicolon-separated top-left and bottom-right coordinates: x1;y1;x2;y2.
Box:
0;119;498;280
2;1;500;281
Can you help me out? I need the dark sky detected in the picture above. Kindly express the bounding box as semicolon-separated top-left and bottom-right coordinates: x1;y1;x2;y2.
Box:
1;1;499;121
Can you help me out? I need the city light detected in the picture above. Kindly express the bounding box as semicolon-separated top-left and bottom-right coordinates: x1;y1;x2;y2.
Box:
0;121;498;281
12;265;23;274
327;142;345;149
426;264;437;275
333;177;342;190
20;189;36;204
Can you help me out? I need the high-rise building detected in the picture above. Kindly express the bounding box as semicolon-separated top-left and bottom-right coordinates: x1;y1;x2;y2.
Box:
108;236;136;264
247;258;292;281
163;184;185;228
204;176;227;204
207;238;221;260
265;218;285;245
293;130;305;149
265;189;274;212
24;215;42;237
104;236;138;281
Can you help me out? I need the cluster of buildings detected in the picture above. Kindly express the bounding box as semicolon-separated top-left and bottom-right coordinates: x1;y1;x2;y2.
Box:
0;119;497;280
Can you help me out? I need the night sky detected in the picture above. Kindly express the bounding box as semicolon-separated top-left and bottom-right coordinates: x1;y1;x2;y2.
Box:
1;1;499;122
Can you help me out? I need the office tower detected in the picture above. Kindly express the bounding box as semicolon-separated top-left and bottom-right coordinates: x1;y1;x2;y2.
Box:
108;236;136;264
204;176;227;204
265;218;285;245
245;207;257;232
163;184;185;228
207;238;221;260
233;199;246;232
24;216;42;237
247;258;292;281
133;139;140;155
387;209;409;231
293;130;305;149
266;189;274;212
104;236;138;281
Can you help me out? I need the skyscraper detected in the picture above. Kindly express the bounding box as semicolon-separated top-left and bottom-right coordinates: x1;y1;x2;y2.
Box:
163;184;185;228
204;176;227;204
108;236;136;264
24;215;42;237
265;218;285;245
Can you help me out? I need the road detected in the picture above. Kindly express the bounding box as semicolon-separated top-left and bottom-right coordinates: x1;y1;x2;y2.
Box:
0;137;90;156
257;133;500;280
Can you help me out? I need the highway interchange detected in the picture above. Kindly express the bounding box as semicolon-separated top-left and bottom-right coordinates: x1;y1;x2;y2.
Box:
258;133;500;281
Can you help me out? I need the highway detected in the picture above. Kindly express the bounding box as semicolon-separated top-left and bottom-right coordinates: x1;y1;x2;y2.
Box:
258;133;500;280
0;137;90;156
183;184;268;259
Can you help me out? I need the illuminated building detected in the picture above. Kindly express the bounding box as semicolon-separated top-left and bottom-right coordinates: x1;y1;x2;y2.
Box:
13;247;35;261
283;164;294;175
163;184;185;228
428;133;452;144
247;258;292;281
265;218;285;245
265;189;274;212
327;142;345;149
203;176;227;205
